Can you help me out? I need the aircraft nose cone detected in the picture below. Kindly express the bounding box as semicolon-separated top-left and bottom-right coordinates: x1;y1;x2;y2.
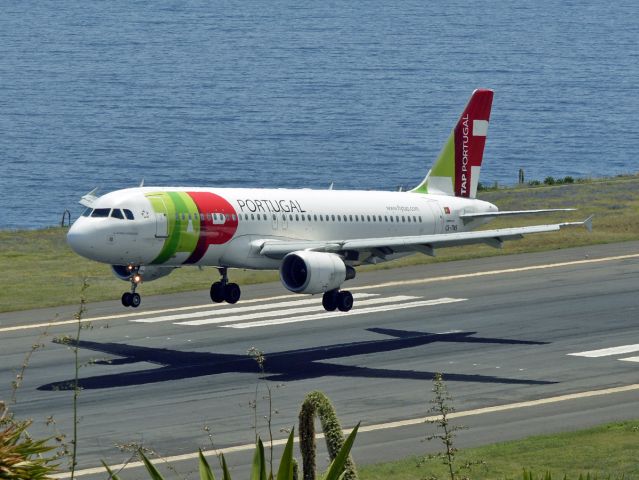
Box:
67;220;94;259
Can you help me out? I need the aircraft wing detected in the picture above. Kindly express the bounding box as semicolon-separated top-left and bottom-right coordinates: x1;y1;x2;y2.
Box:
258;217;593;260
459;208;575;224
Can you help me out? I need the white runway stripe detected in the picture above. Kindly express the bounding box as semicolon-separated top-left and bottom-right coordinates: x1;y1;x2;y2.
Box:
568;344;639;358
176;295;421;326
224;297;467;329
132;293;378;323
619;357;639;363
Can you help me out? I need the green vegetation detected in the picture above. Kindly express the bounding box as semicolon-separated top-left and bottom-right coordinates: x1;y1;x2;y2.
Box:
359;420;639;479
120;426;359;480
1;175;638;312
0;402;58;480
299;391;358;480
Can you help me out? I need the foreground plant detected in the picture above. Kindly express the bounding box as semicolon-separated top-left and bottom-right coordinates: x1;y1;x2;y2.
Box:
103;424;358;480
0;402;58;479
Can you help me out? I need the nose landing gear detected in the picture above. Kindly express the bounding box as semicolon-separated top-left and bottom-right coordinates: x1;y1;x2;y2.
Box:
121;266;142;308
210;267;241;304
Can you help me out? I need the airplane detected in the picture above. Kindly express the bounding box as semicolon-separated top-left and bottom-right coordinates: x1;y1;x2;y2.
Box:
66;89;591;310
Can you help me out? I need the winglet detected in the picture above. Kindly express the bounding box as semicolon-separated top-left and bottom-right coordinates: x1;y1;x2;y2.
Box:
583;215;594;233
559;215;594;233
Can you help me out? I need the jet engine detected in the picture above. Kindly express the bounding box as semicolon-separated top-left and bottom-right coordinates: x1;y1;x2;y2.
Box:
111;265;175;282
280;251;355;294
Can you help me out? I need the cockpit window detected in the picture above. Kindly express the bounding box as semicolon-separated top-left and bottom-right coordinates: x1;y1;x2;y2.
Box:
81;208;93;217
91;208;111;218
123;209;134;220
111;209;124;219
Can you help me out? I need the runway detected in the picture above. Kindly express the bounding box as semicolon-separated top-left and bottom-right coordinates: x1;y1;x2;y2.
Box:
1;241;638;478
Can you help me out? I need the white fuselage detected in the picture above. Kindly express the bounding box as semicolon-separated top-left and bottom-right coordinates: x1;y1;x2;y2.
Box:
67;187;498;270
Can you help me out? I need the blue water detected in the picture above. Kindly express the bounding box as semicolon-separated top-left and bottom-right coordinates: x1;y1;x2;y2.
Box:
1;1;638;230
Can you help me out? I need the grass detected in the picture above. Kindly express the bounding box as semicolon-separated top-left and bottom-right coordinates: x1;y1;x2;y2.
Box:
1;175;638;312
360;419;639;479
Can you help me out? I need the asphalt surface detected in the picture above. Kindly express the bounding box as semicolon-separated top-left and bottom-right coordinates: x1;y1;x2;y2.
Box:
1;241;639;479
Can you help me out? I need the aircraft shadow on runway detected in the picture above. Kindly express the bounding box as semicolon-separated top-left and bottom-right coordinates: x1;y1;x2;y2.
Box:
38;328;555;391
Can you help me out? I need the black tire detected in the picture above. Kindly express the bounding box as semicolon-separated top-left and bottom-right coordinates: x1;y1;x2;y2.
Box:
131;293;141;308
121;292;133;307
210;281;225;303
225;283;241;304
337;290;353;312
322;290;338;311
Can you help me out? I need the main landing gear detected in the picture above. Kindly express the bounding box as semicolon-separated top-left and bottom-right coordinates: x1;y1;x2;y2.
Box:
322;289;353;312
210;267;241;304
121;266;142;308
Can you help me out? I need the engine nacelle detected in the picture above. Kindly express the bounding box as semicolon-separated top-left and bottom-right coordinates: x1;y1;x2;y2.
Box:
280;251;355;294
111;265;175;282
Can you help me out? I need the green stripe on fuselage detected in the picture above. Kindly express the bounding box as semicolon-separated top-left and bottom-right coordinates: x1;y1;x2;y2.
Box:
147;191;200;264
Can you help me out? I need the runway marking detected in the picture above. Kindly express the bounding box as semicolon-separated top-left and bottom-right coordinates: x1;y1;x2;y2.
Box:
52;382;639;479
619;357;639;363
133;293;379;324
568;344;639;358
351;253;639;292
177;295;421;326
5;252;639;334
224;297;467;329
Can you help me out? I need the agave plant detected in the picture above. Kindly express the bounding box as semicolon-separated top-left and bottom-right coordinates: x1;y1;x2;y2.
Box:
0;412;58;480
103;424;359;480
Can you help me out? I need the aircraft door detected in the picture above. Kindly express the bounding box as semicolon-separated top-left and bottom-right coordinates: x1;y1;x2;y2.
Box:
271;213;278;231
281;213;288;230
426;201;445;234
155;199;169;238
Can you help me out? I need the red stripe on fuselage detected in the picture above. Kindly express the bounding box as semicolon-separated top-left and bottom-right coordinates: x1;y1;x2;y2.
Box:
184;192;239;264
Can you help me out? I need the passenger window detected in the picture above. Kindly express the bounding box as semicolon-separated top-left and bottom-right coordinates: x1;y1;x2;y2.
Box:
301;214;305;221
111;209;124;219
295;214;299;221
91;208;110;218
273;214;277;220
367;215;371;222
82;208;93;217
384;216;388;222
232;214;237;221
402;216;406;222
251;214;255;220
355;215;359;221
407;216;411;223
314;214;317;221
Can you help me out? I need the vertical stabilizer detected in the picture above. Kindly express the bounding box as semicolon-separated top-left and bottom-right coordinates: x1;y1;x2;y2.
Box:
411;89;493;198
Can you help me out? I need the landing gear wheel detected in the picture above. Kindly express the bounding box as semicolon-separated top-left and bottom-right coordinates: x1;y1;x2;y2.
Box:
322;290;338;311
210;281;225;303
131;293;141;308
121;292;133;307
224;283;241;304
337;290;353;312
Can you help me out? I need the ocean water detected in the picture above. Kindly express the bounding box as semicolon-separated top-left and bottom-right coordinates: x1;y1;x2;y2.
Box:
1;1;637;230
